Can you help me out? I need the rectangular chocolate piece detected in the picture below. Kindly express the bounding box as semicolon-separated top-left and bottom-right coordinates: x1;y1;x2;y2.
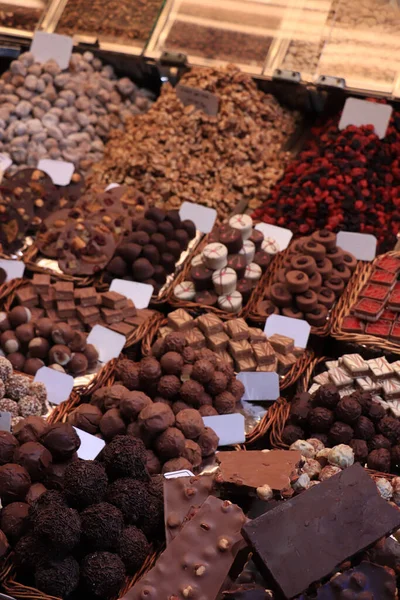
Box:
185;328;206;350
229;339;252;360
252;342;275;366
74;286;98;307
30;307;44;320
248;328;266;344
367;357;393;379
168;308;194;331
123;496;246;600
32;273;50;295
328;366;354;388
268;333;294;355
67;318;85;331
57;300;76;319
382;377;400;400
45;308;61;322
276;352;297;375
341;354;369;377
224;318;249;341
216;450;301;492
216;349;234;367
109;322;135;336
197;313;224;336
54;281;74;300
242;464;400;599
163;475;215;544
122;300;137;318
256;361;277;372
235;356;257;372
16;286;38;308
77;305;100;324
208;331;230;351
101;290;127;310
100;307;123;325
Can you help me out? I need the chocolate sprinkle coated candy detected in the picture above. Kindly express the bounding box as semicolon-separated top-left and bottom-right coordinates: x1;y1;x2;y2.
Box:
242;464;400;599
122;496;246;600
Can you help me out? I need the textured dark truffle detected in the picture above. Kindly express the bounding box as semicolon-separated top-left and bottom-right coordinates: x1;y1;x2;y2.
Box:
139;357;162;383
154;427;185;460
199;405;218;417
349;439;369;463
289;395;311;426
175;408;205;439
64;461;108;508
0;501;29;543
81;502;124;551
163;332;186;354
118;526;150;574
13;416;48;444
197;427;219;457
335;397;362;424
25;482;47;505
308;407;335;432
44;458;76;491
106;478;150;524
351;391;373;416
33;506;81;553
182;439;202;467
99;408;127;440
157;375;181;399
35;556;80;598
114;359;140;390
29;489;67;521
207;372;228;396
160;351;184;376
14;532;53;572
41;423;80;460
191;359;215;384
101;384;131;410
368;402;386;422
391;445;400;466
0;529;9;558
378;417;400;444
67;403;102;434
315;384;340;409
138;402;175;435
180;379;205;406
13;442;52;482
367;448;391;473
182;346;196;363
0;463;31;504
281;424;304;446
119;391;152;420
215;391;236;414
369;435;391;451
100;435;148;481
81;551;126;598
354;416;375;441
329;422;354;446
0;431;18;465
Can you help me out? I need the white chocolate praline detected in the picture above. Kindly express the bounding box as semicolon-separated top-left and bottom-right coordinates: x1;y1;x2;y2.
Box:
327;444;354;469
319;465;341;481
289;439;315;458
239;240;255;265
375;477;393;501
306;437;325;453
228;214;253;240
202;243;228;270
292;473;310;492
174;281;196;301
244;262;262;284
302;458;322;480
191;254;203;267
261;237;280;255
256;484;273;501
217;290;242;314
212;267;237;296
316;448;330;467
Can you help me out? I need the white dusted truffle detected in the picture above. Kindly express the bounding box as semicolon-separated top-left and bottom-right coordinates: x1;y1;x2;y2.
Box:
319;465;341;481
307;480;321;489
375;477;393;501
316;448;330;467
292;473;310;493
327;444;354;469
289;440;315;459
256;484;273;501
307;438;325;454
302;458;322;480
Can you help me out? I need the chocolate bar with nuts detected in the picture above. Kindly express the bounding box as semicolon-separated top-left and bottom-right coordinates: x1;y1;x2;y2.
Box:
123;496;247;600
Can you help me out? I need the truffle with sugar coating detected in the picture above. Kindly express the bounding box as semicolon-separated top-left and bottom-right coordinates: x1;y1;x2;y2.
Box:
81;551;125;599
81;502;124;551
118;526;150;573
100;435;148;481
106;478;150;524
33;506;80;553
35;556;80;598
63;460;108;508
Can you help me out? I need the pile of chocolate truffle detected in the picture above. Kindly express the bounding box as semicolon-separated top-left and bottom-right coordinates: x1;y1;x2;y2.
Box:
0;305;98;377
282;385;400;473
0;357;48;426
67;331;245;473
173;214;275;312
105;206;196;294
0;430;162;599
263;230;357;327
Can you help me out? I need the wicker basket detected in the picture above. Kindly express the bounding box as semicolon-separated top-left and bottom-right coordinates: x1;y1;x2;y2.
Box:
331;250;400;355
247;246;362;337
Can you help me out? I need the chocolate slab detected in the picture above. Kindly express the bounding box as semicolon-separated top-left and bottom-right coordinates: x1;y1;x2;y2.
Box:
122;496;246;600
216;450;301;492
223;586;272;599
242;464;400;599
163;474;215;544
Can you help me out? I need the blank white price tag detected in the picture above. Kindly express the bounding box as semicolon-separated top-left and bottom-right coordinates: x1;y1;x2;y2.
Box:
0;259;25;282
203;414;245;446
264;314;310;349
339;98;392;139
38;159;74;186
87;325;125;363
74;427;105;460
336;231;377;262
0;411;11;431
110;279;153;309
164;469;195;479
179;202;217;234
255;223;293;251
105;183;120;191
0;153;12;173
34;366;74;406
30;32;73;70
176;84;219;116
237;372;280;401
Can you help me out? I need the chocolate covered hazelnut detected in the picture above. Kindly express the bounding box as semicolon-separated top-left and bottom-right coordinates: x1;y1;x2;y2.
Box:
48;344;71;366
28;337;50;359
83;344;99;367
35;318;53;338
7;352;25;371
69;331;87;353
1;331;20;354
9;306;31;328
24;358;44;376
68;353;88;376
15;323;35;344
51;323;74;345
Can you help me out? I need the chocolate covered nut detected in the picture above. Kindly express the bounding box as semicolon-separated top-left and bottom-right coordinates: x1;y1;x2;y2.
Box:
0;463;31;504
41;423;80;460
48;344;71;366
9;307;31;328
15;323;35;344
35;318;53;338
0;331;20;354
24;358;44;376
68;353;88;376
28;337;50;359
0;431;19;465
51;323;74;345
14;442;52;482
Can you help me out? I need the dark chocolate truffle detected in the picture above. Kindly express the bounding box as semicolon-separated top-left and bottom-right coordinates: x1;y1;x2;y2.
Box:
163;332;186;354
191;359;215;384
0;501;29;542
214;391;236;414
350;439;369;463
0;431;18;465
315;384;340;409
391;445;400;466
34;506;81;552
102;384;131;410
308;407;335;432
180;380;205;407
196;427;219;457
182;439;202;467
44;458;75;491
13;416;48;444
114;358;140;390
0;529;9;558
154;427;185;460
64;461;108;508
368;402;386;422
175;408;205;440
335;397;362;424
160;351;184;376
351;391;373;416
139;357;162;383
25;482;46;505
81;551;126;598
106;478;150;524
182;346;196;364
172;401;191;415
81;502;124;551
157;375;181;400
354;416;375;441
67;403;102;434
14;442;52;481
100;435;148;481
329;422;354;446
118;526;150;574
138;402;175;435
99;408;126;441
0;463;31;504
378;417;400;444
35;556;80;598
162;457;193;474
369;434;391;451
146;450;161;475
207;372;228;396
120;391;152;420
367;448;391;473
151;338;165;359
41;423;80;460
281;424;304;446
29;489;67;521
289;395;311;426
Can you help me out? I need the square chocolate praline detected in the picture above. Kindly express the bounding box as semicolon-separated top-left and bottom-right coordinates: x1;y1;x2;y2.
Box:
54;281;74;300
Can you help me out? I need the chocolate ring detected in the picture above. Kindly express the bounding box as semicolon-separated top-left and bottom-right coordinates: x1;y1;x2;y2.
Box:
305;304;329;327
257;299;280;316
332;264;352;283
290;255;316;276
282;306;304;319
315;257;333;278
311;230;337;249
317;287;336;308
276;268;287;284
326;246;345;266
285;270;310;294
325;277;345;297
270;283;293;308
295;290;318;312
303;240;326;261
342;252;357;272
308;271;322;292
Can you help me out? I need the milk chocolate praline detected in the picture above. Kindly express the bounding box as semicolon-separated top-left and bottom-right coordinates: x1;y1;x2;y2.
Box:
41;423;80;460
0;431;19;465
67;404;102;434
163;332;186;354
0;463;31;504
14;442;52;482
175;408;204;439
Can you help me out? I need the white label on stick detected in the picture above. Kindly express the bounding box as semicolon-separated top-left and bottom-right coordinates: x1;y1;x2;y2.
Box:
38;159;74;186
336;231;377;262
30;32;73;70
110;279;153;309
255;223;293;251
0;259;25;282
237;372;280;401
87;325;125;363
176;84;219;116
179;202;216;234
203;414;245;446
74;427;105;460
34;366;74;406
0;411;11;431
264;314;310;349
339;98;392;139
163;469;195;479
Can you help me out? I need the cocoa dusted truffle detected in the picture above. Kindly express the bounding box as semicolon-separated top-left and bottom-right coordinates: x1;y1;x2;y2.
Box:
160;351;184;376
119;391;152;420
290;395;311;426
368;402;386;422
81;551;126;599
391;445;400;466
182;439;202;467
99;408;126;440
335;397;362;424
100;435;148;481
162;457;193;474
35;556;80;598
350;439;369;463
154;427;185;460
0;431;18;464
138;402;175;435
191;359;215;384
197;427;219;457
0;501;29;542
67;403;102;434
163;332;186;354
81;502;124;551
369;435;391;451
354;416;375;441
64;461;108;508
379;417;400;444
13;416;48;444
33;506;81;552
315;384;340;409
176;408;205;439
207;372;228;396
102;384;131;410
157;375;181;399
368;448;391;473
308;407;335;432
228;378;245;401
172;401;191;415
139;357;162;384
25;482;46;505
41;423;80;460
329;422;354;446
14;442;52;481
180;379;204;406
146;450;161;475
118;526;150;574
215;391;236;414
106;478;150;524
199;405;218;417
282;424;304;446
0;463;31;504
182;346;196;363
114;358;140;390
